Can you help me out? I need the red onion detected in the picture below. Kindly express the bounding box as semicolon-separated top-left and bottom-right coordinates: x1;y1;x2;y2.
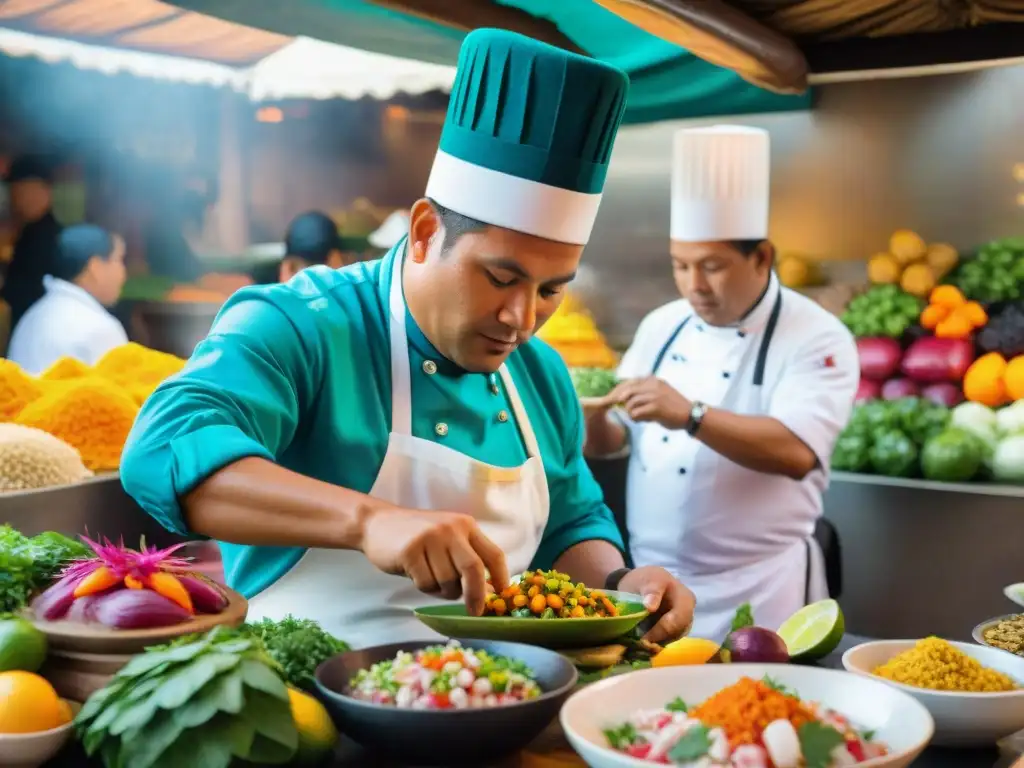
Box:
92;589;191;629
177;574;228;613
722;627;790;664
30;571;86;621
881;378;920;401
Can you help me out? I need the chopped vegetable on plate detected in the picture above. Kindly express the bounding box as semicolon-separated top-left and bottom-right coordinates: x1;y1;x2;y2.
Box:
486;569;628;619
570;367;618;399
604;676;887;766
348;640;541;709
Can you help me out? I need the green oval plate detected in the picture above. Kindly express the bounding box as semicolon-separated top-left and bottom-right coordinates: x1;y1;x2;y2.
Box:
414;590;649;649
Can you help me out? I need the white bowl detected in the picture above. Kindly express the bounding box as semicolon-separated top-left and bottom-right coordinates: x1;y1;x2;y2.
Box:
842;639;1024;747
0;701;78;768
560;663;933;768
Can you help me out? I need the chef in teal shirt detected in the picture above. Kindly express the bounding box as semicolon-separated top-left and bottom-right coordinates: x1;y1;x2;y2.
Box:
121;29;696;648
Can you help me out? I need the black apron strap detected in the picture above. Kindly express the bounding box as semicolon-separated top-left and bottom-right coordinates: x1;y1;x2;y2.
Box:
651;315;692;375
752;292;783;387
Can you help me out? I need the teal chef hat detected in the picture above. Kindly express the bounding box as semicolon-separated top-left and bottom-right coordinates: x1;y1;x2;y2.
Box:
425;29;629;246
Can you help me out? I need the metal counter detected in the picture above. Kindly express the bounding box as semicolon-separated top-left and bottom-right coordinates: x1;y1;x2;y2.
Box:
585;458;1023;642
0;474;187;548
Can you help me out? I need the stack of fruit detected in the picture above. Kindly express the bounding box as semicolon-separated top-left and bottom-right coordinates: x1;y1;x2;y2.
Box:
536;292;618;369
866;229;959;299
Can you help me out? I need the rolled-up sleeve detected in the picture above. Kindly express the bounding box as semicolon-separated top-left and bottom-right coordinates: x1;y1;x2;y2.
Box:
533;393;624;568
120;292;318;536
768;323;858;467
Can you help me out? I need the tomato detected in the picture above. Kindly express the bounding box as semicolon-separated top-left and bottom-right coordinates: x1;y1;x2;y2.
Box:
846;738;866;762
625;744;652;759
426;692;451;709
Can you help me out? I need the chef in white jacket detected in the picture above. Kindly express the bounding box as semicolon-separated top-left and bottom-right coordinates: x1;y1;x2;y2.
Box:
585;126;858;640
7;223;127;374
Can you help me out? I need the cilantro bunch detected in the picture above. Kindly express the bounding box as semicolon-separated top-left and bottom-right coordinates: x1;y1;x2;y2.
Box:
0;526;90;612
243;615;350;690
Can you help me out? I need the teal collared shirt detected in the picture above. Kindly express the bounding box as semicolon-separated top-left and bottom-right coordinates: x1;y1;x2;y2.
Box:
120;244;623;599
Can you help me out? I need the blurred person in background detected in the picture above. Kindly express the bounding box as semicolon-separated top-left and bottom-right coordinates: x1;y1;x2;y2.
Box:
2;155;62;332
8;223;128;374
584;126;858;640
278;211;349;282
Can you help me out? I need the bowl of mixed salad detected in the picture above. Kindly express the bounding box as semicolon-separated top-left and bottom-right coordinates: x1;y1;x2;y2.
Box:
560;664;933;767
414;570;649;648
315;639;577;764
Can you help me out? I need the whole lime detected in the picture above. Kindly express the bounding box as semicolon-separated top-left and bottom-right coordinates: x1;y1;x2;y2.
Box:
0;616;48;673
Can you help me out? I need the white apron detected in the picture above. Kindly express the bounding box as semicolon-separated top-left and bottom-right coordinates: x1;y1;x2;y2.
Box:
247;247;550;648
626;288;827;642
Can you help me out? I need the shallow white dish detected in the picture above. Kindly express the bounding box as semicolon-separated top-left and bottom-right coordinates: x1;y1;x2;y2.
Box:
0;700;78;768
560;663;932;768
843;639;1024;747
1004;583;1024;608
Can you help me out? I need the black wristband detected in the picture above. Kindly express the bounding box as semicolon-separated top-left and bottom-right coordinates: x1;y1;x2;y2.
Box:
604;567;632;592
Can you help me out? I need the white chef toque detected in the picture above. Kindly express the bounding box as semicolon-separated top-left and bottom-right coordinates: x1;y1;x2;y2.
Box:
670;125;770;243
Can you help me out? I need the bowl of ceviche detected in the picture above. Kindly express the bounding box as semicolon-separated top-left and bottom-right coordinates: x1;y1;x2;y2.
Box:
414;569;649;649
314;639;577;764
559;664;933;768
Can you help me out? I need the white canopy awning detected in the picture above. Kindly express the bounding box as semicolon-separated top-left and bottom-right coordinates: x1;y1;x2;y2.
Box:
247;37;455;101
0;28;456;101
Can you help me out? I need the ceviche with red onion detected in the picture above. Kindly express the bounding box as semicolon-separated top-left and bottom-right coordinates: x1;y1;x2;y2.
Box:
348;640;541;710
603;676;888;767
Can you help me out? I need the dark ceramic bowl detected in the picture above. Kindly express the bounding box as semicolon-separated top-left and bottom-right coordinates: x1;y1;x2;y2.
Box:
315;638;578;765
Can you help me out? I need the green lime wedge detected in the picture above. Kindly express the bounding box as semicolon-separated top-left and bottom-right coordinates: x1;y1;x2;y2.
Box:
777;599;845;661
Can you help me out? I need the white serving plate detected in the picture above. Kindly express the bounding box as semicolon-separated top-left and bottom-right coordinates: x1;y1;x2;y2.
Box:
561;663;933;768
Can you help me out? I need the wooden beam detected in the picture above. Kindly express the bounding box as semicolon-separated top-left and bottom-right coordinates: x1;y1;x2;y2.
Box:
365;0;587;56
592;0;808;93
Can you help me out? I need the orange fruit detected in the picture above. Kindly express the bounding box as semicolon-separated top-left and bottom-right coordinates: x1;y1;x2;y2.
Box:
0;671;64;734
56;698;74;726
889;230;927;264
652;637;721;667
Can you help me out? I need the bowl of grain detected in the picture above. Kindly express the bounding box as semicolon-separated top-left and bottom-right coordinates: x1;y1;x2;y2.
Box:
843;637;1024;746
973;613;1024;656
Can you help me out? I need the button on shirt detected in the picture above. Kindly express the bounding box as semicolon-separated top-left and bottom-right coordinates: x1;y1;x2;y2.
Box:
120;253;623;600
7;277;128;375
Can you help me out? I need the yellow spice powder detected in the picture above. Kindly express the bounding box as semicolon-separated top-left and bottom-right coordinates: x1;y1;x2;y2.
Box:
873;637;1017;692
40;356;93;381
14;377;139;472
0;360;43;422
95;342;186;389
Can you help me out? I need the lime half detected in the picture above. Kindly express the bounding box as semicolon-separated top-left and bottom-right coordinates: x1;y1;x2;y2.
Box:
777;599;845;661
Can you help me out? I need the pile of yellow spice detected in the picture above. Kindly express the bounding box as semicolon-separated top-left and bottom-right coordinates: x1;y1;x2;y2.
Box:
0;343;186;475
873;637;1018;693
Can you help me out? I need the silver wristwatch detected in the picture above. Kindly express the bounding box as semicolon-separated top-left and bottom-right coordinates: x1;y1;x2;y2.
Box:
686;401;708;436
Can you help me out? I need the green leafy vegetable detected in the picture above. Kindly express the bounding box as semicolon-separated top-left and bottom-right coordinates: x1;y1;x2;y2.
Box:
868;429;919;477
243;615;349;690
830;432;872;472
921;428;985;482
665;696;688;713
730;602;754;632
798;721;846;768
0;526;90;613
667;724;712;762
603;722;638;750
841;285;923;339
77;625;298;768
762;675;796;697
570;367;618;398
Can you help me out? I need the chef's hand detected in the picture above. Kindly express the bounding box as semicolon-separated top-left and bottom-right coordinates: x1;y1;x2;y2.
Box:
618;566;696;644
606;377;692;431
360;507;510;616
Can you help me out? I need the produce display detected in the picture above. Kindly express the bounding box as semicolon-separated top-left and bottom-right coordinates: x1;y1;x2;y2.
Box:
842;285;924;340
872;637;1017;693
0;343;186;477
484;569;627;619
0;526;90;614
76;625;337;768
537;292;618;369
980;614;1024;656
948;237;1024;303
865;229;958;298
603;676;888;765
30;536;229;630
244;615;351;690
348;640;542;709
570;367;618;399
